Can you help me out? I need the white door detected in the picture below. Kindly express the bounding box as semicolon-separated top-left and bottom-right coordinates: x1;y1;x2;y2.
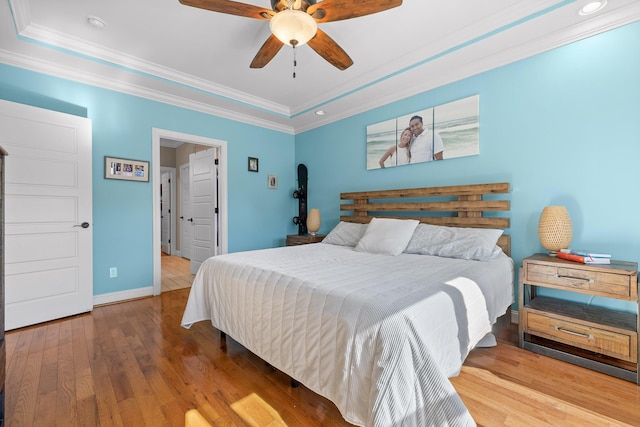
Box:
189;148;217;275
179;163;192;260
0;100;93;331
161;171;171;254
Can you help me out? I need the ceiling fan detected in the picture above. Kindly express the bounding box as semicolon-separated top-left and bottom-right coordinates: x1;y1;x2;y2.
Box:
178;0;403;70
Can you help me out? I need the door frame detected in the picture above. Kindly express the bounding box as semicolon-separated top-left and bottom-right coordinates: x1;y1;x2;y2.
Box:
160;166;177;256
152;128;228;295
179;162;192;261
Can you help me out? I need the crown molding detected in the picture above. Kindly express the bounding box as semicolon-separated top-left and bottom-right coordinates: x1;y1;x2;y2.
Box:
4;0;640;135
293;4;640;133
7;0;29;31
289;0;565;117
0;48;295;134
16;23;292;117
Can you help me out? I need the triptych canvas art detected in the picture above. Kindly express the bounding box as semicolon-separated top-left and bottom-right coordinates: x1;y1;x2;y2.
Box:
366;95;480;170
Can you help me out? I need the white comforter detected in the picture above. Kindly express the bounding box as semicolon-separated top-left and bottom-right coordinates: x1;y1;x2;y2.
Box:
181;243;514;427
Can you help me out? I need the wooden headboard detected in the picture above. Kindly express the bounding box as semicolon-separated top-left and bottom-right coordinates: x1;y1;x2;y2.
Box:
340;182;511;256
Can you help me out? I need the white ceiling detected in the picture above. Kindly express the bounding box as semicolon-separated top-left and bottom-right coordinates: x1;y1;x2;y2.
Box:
2;0;639;134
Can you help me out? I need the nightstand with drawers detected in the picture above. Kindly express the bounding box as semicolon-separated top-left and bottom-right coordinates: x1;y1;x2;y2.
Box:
286;234;325;246
518;253;639;384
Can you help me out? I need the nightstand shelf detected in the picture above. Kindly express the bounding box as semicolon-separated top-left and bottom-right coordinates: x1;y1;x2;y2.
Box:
519;253;639;384
286;234;325;246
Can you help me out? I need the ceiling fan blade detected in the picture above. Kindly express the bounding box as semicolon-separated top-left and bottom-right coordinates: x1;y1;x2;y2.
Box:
308;0;402;23
179;0;274;20
307;29;353;70
250;34;284;68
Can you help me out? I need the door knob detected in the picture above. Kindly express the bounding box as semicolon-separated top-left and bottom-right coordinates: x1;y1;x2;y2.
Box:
74;222;90;228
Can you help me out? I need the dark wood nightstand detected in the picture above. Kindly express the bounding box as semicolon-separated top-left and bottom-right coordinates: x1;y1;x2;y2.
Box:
286;234;325;246
519;253;639;384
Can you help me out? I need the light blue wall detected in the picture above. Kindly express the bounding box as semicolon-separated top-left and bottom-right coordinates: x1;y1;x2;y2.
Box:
1;21;638;307
0;64;297;296
296;21;640;312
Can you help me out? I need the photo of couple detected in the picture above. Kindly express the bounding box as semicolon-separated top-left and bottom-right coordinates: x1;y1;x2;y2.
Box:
366;95;479;170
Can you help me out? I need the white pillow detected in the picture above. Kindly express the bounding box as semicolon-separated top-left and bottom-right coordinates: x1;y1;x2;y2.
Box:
404;223;504;261
322;221;368;247
354;218;419;256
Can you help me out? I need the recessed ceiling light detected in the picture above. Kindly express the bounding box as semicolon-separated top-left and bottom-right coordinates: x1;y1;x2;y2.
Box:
578;0;607;16
87;16;106;30
315;110;326;116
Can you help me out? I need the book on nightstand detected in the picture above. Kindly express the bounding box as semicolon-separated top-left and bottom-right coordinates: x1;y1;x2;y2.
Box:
557;250;611;264
561;248;611;258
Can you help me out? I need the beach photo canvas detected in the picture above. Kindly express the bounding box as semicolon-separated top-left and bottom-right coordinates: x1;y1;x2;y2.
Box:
366;94;479;170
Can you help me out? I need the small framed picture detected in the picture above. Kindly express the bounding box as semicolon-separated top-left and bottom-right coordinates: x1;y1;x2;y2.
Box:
248;157;259;172
268;174;278;189
105;156;149;182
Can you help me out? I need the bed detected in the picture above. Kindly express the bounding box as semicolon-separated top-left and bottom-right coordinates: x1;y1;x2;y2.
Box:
182;183;514;426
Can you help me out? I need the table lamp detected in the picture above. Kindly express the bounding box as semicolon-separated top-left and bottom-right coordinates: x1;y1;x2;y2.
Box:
538;206;572;255
306;208;321;235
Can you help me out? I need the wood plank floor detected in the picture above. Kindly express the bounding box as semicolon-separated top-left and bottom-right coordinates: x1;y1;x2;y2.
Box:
161;253;194;292
5;289;640;426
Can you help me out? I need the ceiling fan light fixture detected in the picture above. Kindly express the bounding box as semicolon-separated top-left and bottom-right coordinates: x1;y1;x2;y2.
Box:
270;9;317;46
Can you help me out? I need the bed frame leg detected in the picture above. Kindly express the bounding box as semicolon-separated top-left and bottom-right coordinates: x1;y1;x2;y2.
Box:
291;379;299;388
220;331;226;344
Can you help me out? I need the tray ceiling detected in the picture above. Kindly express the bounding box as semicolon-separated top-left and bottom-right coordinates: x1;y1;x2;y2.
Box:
2;0;639;134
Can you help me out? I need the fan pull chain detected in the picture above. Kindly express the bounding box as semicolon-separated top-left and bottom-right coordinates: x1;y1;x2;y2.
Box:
292;40;298;78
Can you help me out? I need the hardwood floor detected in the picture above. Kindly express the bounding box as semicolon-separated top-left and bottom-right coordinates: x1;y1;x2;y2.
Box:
5;291;640;426
454;315;640;426
161;253;194;292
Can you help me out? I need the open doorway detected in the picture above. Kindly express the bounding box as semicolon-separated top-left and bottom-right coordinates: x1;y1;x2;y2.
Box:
160;145;219;291
152;128;228;295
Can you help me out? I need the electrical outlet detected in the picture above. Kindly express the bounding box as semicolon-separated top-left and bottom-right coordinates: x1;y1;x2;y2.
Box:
110;267;117;278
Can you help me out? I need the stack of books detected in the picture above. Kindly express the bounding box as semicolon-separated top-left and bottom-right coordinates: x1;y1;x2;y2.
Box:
558;249;611;264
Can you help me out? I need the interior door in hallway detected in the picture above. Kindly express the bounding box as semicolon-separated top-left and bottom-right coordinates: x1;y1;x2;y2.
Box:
179;162;192;260
0;100;93;330
189;148;217;275
161;171;171;254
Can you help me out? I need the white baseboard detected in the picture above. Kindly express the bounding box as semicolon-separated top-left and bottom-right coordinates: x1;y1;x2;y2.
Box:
93;286;154;306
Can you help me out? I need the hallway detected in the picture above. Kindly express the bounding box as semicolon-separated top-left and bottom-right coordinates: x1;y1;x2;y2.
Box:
161;253;194;292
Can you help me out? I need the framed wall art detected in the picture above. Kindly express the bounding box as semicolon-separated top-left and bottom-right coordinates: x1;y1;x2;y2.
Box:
105;156;149;182
248;157;259;172
366;94;480;170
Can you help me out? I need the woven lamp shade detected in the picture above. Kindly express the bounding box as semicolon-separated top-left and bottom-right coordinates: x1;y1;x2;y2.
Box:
306;208;321;235
538;206;573;254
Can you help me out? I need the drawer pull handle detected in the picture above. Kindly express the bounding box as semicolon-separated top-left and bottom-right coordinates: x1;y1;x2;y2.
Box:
555;274;594;283
554;326;593;339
